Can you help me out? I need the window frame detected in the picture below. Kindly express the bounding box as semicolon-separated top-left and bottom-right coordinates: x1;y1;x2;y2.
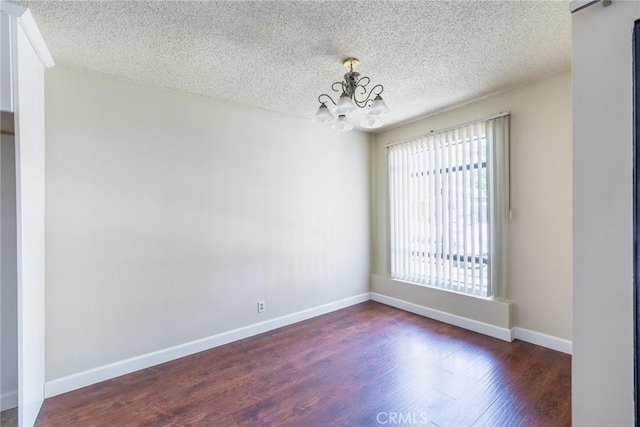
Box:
386;113;510;299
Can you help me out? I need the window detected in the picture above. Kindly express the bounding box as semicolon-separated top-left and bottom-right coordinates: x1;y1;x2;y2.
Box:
387;114;509;298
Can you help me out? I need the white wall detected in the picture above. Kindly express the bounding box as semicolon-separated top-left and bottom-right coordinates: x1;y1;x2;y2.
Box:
572;2;639;425
372;72;572;339
44;67;370;382
1;133;17;410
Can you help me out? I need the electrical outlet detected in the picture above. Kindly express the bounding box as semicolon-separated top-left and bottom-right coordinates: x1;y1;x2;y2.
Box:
257;300;265;313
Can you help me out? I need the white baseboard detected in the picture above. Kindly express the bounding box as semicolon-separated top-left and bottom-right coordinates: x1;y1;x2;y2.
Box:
512;327;572;355
44;291;571;398
44;293;371;398
1;390;17;411
371;292;573;354
371;292;513;342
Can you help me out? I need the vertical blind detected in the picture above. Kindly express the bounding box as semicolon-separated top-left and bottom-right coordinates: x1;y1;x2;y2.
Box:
387;114;509;298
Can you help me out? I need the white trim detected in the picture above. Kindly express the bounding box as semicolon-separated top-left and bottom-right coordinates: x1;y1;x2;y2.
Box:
371;292;572;354
370;292;513;342
0;1;27;17
0;2;54;68
512;327;572;355
1;390;18;411
44;293;371;398
570;0;599;13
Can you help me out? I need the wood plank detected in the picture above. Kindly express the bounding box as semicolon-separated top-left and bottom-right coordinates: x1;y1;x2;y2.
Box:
35;302;571;426
0;111;14;135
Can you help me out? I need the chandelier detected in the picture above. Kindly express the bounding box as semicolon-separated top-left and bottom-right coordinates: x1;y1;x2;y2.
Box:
313;58;390;132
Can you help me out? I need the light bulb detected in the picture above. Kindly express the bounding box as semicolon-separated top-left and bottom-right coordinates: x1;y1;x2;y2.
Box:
332;115;354;132
333;93;357;116
313;103;335;125
367;95;390;117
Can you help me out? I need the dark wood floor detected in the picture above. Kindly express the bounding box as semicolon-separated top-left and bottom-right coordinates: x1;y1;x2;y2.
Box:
35;301;570;426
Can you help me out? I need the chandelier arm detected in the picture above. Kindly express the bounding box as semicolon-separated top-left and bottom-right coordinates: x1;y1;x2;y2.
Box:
353;88;369;108
370;84;384;96
355;76;370;88
348;76;367;100
353;84;386;108
353;98;370;108
353;83;369;101
318;94;337;106
331;81;345;93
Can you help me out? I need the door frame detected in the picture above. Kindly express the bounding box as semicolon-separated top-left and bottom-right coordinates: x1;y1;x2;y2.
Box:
632;17;639;427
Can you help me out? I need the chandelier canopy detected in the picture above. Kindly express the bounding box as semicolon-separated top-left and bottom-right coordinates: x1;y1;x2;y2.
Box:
313;58;390;132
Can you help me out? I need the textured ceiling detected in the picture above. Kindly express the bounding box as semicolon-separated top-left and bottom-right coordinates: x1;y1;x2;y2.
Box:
19;0;571;131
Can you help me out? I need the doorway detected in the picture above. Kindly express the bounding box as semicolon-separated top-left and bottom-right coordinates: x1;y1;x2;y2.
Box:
633;18;639;427
0;117;17;426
